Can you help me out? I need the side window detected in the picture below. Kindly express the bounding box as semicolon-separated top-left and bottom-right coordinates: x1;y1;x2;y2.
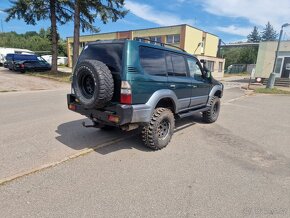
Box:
187;58;203;80
171;54;187;77
140;46;167;76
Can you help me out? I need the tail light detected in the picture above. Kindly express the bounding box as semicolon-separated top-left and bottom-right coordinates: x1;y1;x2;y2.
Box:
20;64;25;68
120;81;132;104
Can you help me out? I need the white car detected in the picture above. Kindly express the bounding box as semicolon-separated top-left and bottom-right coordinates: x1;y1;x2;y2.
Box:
41;55;68;66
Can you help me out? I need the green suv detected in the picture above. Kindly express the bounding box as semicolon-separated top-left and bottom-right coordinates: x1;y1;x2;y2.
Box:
67;39;223;150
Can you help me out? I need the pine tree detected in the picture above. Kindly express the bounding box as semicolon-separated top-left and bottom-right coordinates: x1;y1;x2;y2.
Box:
261;22;278;41
247;26;261;42
5;0;71;73
69;0;128;67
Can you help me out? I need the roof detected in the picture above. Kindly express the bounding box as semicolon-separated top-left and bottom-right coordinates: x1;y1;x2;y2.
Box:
220;42;260;48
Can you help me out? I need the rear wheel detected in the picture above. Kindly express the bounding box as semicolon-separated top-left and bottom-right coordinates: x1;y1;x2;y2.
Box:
141;108;175;150
202;96;220;123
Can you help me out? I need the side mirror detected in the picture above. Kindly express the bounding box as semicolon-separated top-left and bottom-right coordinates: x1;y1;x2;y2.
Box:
203;66;211;79
200;59;206;64
205;70;211;78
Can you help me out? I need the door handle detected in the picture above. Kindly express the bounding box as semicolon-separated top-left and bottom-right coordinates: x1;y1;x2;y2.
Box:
192;85;197;88
170;84;176;88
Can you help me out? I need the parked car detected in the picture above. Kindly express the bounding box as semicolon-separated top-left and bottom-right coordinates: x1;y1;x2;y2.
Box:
5;54;51;73
67;39;223;150
0;47;34;66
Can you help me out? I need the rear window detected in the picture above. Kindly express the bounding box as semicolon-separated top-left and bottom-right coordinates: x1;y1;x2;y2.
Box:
78;43;124;73
6;54;13;61
139;46;167;76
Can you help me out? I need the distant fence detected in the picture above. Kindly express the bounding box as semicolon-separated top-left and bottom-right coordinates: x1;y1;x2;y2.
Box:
227;64;256;74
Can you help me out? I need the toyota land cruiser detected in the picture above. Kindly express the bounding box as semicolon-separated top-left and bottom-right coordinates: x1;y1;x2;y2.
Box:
67;39;223;150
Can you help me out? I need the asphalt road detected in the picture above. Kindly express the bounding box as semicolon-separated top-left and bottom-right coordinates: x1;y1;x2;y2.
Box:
1;70;290;217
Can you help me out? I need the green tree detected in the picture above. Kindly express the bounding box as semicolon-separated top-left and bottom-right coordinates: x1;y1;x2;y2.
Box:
39;28;47;38
261;22;278;41
247;26;261;42
222;46;258;69
69;0;128;66
5;0;71;73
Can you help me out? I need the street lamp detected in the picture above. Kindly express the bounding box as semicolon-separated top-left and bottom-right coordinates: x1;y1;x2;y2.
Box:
266;23;290;88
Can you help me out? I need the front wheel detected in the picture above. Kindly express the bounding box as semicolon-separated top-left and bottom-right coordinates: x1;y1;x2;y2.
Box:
202;96;221;123
141;108;175;150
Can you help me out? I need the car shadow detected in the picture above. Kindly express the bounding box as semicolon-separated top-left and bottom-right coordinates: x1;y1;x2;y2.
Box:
56;114;206;155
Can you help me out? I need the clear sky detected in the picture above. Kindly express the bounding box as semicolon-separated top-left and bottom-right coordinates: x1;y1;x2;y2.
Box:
0;0;290;43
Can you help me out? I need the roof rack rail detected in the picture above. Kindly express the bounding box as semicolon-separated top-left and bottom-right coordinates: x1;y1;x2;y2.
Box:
134;37;186;52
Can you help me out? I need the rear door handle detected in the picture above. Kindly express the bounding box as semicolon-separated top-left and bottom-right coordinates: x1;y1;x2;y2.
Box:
170;84;176;88
192;85;197;88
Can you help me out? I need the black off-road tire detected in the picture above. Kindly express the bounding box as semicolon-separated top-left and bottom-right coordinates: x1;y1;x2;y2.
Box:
73;60;114;109
141;108;175;150
202;96;220;123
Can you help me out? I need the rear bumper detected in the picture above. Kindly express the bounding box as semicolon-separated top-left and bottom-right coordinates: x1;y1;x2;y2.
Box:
67;94;151;126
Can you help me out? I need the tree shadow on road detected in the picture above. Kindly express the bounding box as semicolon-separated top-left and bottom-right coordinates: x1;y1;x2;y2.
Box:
56;114;205;155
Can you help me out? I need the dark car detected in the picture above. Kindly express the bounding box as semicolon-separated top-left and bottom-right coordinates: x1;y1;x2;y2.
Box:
5;54;51;73
67;39;223;150
3;61;9;68
14;59;51;73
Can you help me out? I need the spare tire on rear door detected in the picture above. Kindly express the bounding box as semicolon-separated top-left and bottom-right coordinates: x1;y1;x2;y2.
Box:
73;60;114;109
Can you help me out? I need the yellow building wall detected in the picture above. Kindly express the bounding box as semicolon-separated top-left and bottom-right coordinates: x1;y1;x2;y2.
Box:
67;33;117;67
204;33;218;57
67;25;220;67
67;32;117;44
132;26;182;40
183;26;203;55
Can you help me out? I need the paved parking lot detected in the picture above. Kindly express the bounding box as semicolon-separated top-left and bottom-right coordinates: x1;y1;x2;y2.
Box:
0;68;290;217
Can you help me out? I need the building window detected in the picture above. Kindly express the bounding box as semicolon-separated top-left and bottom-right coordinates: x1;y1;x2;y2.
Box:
206;61;215;72
140;46;167;76
134;37;147;43
80;42;86;48
166;34;180;44
149;36;162;44
218;62;223;72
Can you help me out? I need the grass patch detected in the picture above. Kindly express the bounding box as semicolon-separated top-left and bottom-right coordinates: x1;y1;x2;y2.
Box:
254;87;290;95
27;71;71;83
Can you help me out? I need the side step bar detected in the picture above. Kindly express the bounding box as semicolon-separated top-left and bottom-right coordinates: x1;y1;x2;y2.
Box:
177;107;210;119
